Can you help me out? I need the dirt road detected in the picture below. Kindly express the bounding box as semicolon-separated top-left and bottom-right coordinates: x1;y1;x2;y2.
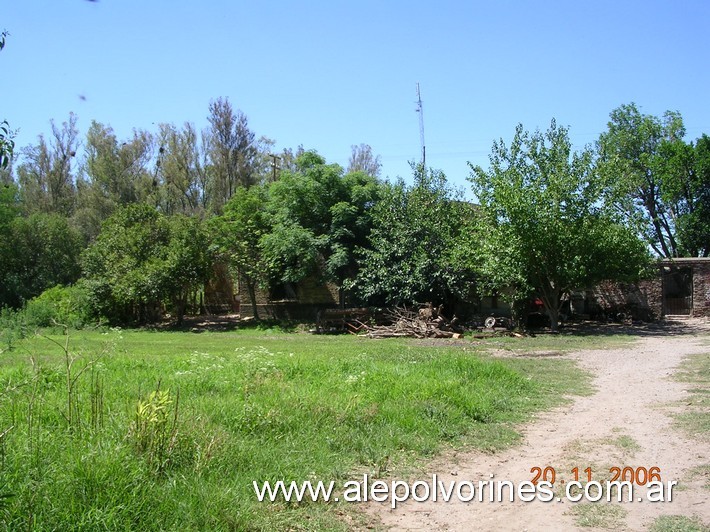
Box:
368;319;710;531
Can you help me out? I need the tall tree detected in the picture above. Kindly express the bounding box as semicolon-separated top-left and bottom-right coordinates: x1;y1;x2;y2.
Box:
347;164;471;308
16;114;80;217
262;151;381;294
206;98;257;212
74;121;154;240
470;120;649;331
0;212;84;308
211;185;271;319
653;134;710;257
347;143;381;177
156;122;208;216
82;204;211;324
597;103;686;257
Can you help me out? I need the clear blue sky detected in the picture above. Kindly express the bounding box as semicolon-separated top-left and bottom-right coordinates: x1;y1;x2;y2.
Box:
3;0;710;190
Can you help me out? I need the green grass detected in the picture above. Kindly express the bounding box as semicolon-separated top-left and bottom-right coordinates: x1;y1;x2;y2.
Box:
569;503;626;528
612;434;641;454
673;352;710;440
686;464;710;491
0;328;596;530
649;515;710;532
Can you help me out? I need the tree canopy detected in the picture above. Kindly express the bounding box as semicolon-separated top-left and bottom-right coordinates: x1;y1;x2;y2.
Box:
81;204;211;324
469;120;650;331
347;165;473;308
597;103;709;257
4;95;707;328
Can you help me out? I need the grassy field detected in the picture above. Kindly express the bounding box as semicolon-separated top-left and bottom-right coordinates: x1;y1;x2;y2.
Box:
0;326;626;530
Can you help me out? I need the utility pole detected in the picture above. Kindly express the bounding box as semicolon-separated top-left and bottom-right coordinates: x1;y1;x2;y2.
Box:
416;82;426;168
269;153;281;182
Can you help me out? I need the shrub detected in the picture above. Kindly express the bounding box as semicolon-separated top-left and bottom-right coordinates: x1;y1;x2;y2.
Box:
22;283;94;329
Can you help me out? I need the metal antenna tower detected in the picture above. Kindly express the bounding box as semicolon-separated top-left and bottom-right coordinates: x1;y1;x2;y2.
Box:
415;82;425;168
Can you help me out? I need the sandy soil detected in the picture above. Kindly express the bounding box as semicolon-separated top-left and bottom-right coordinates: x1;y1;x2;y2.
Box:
365;319;710;531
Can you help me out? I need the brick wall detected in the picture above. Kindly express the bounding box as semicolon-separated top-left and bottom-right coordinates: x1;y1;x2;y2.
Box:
238;275;340;319
591;258;710;320
591;278;662;321
692;261;710;318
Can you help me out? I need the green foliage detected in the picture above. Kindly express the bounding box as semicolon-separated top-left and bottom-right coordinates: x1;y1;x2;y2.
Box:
0;120;14;170
206;97;258;212
260;150;381;287
654;134;710;257
23;283;93;328
130;385;185;474
74;121;155;240
16;113;79;217
597;102;708;257
0;32;13;170
211;185;270;317
470;120;650;330
0;212;85;308
82;204;212;324
348;164;474;307
261;221;321;283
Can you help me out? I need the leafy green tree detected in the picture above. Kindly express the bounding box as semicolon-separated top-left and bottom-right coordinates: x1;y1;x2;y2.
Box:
0;183;20;307
211;185;271;319
470;120;649;331
653;134;710;257
155;122;210;216
0;31;14;171
0;120;14;171
0;212;84;308
348;164;473;308
597;103;688;257
206;98;258;212
163;215;213;323
74;121;154;240
262;151;381;295
82;205;211;324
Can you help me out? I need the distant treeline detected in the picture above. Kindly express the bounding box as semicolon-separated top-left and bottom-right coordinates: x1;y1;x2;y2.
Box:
0;100;707;330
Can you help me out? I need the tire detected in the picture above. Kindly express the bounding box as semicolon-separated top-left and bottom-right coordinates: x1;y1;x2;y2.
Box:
484;316;497;329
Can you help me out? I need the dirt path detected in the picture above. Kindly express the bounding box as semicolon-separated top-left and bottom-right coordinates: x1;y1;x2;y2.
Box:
367;320;710;531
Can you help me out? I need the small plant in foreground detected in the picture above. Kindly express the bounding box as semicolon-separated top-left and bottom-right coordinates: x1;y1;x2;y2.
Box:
129;382;180;473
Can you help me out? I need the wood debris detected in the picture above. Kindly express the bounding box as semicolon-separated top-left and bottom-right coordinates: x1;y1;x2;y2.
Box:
359;305;464;339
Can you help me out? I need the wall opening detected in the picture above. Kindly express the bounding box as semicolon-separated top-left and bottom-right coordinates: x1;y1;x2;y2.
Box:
662;266;693;315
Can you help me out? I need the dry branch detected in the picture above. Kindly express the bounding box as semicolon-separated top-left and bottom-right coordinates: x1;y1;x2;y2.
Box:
361;305;463;339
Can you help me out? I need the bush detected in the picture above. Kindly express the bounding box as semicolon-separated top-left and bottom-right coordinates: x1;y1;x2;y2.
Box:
22;283;94;329
0;306;26;352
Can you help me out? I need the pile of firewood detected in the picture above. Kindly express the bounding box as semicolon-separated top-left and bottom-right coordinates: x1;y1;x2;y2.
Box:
359;304;464;339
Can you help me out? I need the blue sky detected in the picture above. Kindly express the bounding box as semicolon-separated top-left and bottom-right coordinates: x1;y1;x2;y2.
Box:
3;0;709;190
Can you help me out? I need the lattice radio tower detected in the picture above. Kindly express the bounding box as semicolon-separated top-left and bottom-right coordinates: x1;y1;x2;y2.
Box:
415;83;426;168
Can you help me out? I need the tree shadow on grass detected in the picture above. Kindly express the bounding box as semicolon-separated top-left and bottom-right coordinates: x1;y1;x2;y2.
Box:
153;315;302;334
558;318;709;338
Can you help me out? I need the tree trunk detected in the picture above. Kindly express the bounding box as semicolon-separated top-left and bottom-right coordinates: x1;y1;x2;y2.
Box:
246;277;259;320
548;304;560;333
510;297;530;331
174;291;187;326
539;284;561;333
